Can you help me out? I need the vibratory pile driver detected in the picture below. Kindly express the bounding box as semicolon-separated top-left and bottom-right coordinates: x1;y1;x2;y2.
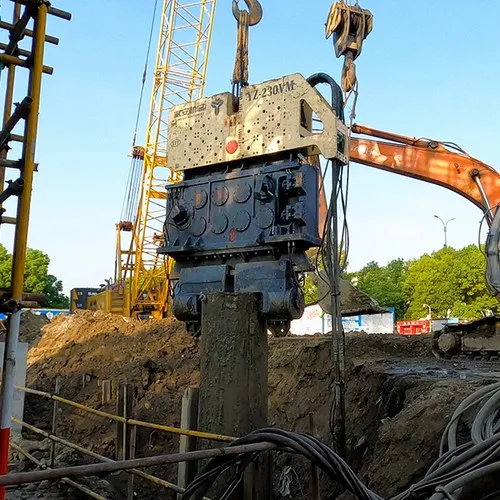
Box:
158;73;348;336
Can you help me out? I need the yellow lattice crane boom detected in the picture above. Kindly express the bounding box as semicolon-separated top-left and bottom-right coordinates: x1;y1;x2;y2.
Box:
86;0;217;319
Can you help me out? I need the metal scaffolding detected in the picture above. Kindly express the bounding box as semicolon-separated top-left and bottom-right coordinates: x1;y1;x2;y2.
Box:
0;2;71;497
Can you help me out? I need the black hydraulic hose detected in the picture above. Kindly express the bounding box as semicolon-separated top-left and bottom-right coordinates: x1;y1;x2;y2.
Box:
427;442;473;477
183;383;500;500
399;441;500;500
182;428;383;500
480;489;500;500
440;390;496;456
444;382;500;452
307;72;345;121
425;434;500;482
472;388;500;444
428;461;500;500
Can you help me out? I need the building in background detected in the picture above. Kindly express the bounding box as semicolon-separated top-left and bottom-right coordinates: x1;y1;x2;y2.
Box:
288;305;395;335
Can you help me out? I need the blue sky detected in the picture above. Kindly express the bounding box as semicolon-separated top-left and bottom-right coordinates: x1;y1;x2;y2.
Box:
0;0;499;294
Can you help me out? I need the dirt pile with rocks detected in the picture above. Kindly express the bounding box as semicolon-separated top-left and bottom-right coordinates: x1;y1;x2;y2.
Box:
19;311;499;499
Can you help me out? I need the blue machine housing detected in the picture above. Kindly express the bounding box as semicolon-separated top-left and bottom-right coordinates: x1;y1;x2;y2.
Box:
158;157;322;335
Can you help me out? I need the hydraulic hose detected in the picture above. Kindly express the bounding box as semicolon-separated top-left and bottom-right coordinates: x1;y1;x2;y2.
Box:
180;382;500;500
428;461;500;500
307;72;345;121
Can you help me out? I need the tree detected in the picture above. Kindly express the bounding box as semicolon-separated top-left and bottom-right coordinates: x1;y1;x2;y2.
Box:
0;244;11;287
450;245;498;318
43;274;69;309
0;243;69;308
302;273;319;305
404;245;497;320
345;258;408;320
404;247;457;319
23;248;49;294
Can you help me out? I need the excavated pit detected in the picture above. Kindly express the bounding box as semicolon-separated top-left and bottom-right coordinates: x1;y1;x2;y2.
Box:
11;311;500;499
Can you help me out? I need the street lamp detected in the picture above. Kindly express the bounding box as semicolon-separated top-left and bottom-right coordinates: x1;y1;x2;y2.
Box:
423;303;431;319
434;215;455;248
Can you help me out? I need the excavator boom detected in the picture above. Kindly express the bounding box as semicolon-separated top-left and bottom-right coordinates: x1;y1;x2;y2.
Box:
348;124;500;358
350;124;500;215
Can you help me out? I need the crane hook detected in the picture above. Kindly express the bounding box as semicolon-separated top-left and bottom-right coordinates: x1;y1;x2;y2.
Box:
232;0;263;26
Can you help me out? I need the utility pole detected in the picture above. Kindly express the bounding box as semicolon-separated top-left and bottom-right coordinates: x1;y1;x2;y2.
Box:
434;215;455;248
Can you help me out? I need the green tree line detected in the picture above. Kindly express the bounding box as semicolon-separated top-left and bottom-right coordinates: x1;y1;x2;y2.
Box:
343;245;497;321
0;243;69;308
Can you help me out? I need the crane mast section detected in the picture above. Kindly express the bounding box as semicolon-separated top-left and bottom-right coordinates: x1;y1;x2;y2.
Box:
126;0;216;318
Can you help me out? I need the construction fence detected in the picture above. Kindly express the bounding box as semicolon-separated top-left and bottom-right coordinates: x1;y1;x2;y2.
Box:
8;378;237;499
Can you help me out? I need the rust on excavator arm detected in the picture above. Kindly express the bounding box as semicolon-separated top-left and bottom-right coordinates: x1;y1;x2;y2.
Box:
349;124;500;214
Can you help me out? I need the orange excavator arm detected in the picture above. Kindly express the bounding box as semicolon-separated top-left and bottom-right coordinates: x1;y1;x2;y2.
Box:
341;123;500;300
349;124;500;222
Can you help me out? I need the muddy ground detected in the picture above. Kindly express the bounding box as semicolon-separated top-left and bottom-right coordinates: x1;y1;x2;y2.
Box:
8;311;500;499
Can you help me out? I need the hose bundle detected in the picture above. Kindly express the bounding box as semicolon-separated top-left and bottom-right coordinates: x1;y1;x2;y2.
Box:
181;382;500;500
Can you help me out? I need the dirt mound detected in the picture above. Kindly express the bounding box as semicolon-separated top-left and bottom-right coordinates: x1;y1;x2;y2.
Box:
0;311;50;346
28;310;195;379
314;273;388;316
19;312;50;345
23;312;496;499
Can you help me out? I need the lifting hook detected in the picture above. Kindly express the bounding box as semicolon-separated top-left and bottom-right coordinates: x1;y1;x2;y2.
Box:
232;0;263;26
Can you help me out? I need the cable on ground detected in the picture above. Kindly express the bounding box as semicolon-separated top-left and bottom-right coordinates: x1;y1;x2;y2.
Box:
180;382;500;500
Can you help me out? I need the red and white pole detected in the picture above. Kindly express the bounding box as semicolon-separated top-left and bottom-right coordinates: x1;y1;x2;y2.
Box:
0;310;21;497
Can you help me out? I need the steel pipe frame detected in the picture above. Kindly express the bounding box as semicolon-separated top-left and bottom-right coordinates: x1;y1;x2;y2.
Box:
12;417;212;499
17;385;235;442
3;8;32;56
0;292;44;303
10;442;106;500
0;53;53;74
0;178;23;204
0;441;276;486
0;43;32;59
0;97;31;151
0;3;51;498
8;134;24;143
0;159;22;169
0;4;21;200
9;0;71;21
0;20;58;45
